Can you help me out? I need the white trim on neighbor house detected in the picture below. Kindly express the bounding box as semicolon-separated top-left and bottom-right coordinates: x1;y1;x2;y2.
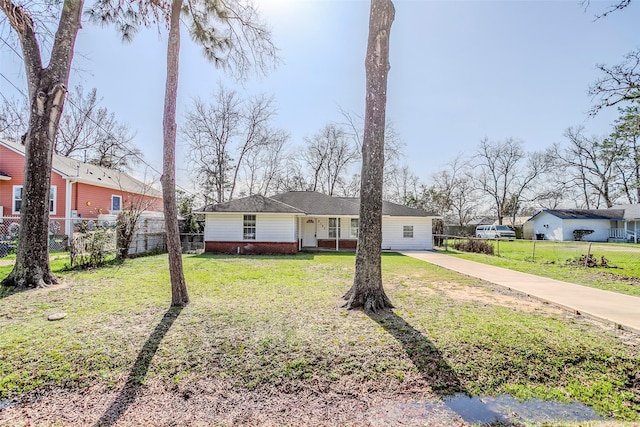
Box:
111;194;122;212
11;185;57;215
11;185;21;215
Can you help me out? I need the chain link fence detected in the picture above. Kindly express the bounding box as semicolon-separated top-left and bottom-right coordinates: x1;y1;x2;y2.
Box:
0;216;70;257
433;234;640;276
0;216;168;262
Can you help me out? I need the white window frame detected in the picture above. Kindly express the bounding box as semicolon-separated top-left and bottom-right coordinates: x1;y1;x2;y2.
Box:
12;185;22;214
13;185;56;214
243;214;256;240
111;195;122;212
350;218;359;238
49;186;57;214
403;225;414;239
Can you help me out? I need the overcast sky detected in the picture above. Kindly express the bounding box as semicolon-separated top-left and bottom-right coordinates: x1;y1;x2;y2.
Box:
1;0;639;193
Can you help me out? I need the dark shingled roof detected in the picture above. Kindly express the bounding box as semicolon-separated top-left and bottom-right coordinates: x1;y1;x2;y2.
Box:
543;209;625;220
198;191;437;217
199;194;304;214
271;191;436;217
270;192;359;215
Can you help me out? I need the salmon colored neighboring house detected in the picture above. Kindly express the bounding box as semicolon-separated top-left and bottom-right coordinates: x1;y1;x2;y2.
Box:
0;138;163;236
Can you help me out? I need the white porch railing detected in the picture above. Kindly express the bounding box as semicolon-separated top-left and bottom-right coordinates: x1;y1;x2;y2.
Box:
609;228;638;243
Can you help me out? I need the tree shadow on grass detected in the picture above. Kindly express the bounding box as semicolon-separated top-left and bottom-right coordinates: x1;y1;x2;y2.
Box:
367;310;465;396
94;306;183;427
367;310;517;426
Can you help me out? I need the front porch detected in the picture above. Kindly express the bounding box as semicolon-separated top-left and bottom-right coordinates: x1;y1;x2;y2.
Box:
298;216;358;251
609;222;639;243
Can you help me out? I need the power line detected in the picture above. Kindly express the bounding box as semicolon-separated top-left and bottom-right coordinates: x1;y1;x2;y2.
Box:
0;35;24;62
1;34;198;197
0;70;28;98
0;49;199;199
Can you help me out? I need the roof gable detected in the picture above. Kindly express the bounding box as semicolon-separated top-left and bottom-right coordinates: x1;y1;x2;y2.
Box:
611;204;640;220
199;194;304;213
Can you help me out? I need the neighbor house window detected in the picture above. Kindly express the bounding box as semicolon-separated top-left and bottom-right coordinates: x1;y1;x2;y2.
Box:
350;218;359;238
12;186;22;214
111;195;122;211
329;218;340;238
403;225;414;238
13;186;56;214
49;186;56;214
243;215;256;240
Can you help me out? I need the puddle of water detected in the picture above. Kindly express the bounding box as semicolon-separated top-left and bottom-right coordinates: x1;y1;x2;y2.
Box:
444;394;606;424
0;400;11;410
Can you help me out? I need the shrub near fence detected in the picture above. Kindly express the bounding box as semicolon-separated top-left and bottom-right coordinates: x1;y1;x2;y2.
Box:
433;235;640;279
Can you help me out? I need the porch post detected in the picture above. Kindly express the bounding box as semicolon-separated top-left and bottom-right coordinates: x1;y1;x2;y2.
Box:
335;218;340;251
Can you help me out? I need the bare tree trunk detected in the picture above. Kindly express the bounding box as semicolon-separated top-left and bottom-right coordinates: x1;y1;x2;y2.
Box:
162;0;189;307
1;0;84;289
343;0;394;312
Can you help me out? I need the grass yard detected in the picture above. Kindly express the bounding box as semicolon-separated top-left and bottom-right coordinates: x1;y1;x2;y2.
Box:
0;253;638;425
445;239;640;297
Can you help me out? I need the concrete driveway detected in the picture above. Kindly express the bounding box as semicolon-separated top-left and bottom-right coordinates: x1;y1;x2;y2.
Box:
400;251;640;334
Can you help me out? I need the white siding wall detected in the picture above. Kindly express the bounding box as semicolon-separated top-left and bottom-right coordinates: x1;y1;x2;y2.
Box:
533;213;612;241
205;214;240;241
258;215;296;242
205;213;434;248
316;218;329;239
533;213;564;241
562;219;610;242
381;217;432;250
205;213;297;242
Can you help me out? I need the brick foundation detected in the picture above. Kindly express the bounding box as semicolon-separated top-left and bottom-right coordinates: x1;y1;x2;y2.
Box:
205;241;298;255
317;239;357;250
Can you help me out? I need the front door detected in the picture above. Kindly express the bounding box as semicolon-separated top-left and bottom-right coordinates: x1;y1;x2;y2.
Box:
302;219;317;247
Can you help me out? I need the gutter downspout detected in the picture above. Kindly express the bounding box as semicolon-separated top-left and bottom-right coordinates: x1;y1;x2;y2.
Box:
65;178;75;241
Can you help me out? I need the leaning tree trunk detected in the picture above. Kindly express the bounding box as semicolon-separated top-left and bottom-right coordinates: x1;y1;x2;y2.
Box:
0;0;84;289
343;0;395;312
162;0;189;306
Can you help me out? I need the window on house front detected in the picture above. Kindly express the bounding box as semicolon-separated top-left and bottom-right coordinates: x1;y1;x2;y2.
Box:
13;186;56;214
350;218;359;238
243;215;256;240
329;218;340;238
403;225;414;238
112;195;122;211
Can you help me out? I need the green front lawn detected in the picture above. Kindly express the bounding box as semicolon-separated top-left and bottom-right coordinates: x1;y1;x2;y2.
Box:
0;253;638;422
445;239;640;297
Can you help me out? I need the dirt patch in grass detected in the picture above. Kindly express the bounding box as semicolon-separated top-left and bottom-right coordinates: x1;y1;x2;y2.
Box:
0;379;471;427
0;253;639;425
429;280;563;315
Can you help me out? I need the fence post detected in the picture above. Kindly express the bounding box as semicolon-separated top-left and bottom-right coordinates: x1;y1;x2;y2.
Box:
531;238;536;262
585;242;592;268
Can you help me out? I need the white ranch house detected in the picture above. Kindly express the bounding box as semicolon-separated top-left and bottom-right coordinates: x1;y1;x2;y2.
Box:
524;206;639;242
197;191;437;254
